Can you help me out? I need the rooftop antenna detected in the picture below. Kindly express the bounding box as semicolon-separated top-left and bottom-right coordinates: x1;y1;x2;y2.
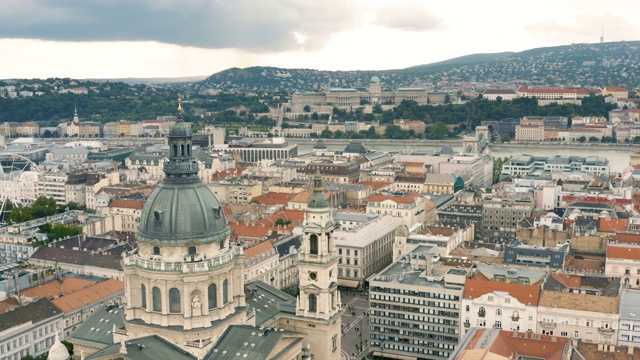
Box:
600;21;604;44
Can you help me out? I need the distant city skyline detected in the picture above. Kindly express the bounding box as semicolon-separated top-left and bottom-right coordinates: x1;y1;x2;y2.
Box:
0;0;638;79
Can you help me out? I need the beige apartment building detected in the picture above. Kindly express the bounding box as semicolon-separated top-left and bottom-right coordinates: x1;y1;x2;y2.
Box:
367;192;436;230
538;290;619;345
207;179;262;205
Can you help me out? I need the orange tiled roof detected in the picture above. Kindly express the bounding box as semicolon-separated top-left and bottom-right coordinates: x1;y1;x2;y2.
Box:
358;181;391;190
51;279;124;313
289;191;330;204
599;218;630;233
251;192;291;206
229;223;272;239
461;329;569;360
244;240;275;259
0;298;20;314
463;279;541;306
19;276;97;300
607;244;640;260
108;199;144;209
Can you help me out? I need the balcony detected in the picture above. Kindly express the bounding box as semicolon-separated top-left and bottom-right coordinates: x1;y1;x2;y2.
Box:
540;320;556;328
478;311;486;318
463;321;470;328
123;246;243;273
598;327;615;333
511;315;520;322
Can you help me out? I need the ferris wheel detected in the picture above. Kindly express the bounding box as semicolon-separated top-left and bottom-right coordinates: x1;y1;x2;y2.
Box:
0;153;42;225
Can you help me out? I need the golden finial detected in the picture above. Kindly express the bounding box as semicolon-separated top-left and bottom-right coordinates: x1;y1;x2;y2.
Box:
177;94;183;113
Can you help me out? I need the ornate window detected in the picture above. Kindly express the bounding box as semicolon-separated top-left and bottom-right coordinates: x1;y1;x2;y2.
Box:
153;246;160;255
169;288;181;313
208;284;217;309
188;246;196;255
310;234;319;255
152;287;162;312
141;284;147;309
309;294;317;312
223;279;229;304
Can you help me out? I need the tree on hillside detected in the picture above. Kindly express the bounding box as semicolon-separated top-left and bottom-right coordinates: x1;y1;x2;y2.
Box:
427;121;448;140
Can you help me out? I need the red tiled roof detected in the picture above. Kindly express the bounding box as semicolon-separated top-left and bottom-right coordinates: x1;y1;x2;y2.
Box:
463;279;541;306
518;85;589;95
603;86;628;91
108;199;144;209
212;167;246;181
607;244;640;260
610;233;640;244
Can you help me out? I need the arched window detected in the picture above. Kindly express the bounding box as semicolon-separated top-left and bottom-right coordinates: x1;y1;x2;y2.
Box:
181;144;185;156
169;288;181;313
153;246;160;255
310;234;319;255
208;284;217;309
223;279;229;304
496;308;502;316
187;144;191;156
141;284;147;309
309;294;317;312
173;144;178;157
152;287;162;312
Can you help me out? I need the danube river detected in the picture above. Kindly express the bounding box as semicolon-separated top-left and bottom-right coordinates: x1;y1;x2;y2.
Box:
292;139;636;174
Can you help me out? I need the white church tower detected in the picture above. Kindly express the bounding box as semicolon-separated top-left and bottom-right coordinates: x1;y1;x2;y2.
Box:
293;172;343;359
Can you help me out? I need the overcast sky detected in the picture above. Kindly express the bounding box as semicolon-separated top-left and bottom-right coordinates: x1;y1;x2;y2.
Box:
1;0;638;79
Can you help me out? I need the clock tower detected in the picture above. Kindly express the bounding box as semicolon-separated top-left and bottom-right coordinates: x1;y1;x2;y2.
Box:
291;172;343;359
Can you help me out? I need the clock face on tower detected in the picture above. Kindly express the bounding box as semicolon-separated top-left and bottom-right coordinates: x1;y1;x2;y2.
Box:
309;271;318;281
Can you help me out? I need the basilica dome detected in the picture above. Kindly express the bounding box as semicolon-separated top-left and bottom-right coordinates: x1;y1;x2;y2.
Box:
136;102;229;245
137;178;229;245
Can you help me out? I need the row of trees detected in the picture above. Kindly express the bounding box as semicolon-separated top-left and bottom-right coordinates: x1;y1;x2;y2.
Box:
7;197;86;224
309;122;452;140
373;95;616;127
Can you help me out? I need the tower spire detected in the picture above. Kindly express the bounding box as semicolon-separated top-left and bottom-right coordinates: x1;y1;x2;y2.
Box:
163;96;198;179
73;107;79;123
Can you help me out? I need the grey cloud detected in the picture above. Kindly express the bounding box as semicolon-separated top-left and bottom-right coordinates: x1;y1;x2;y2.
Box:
373;1;444;32
0;0;361;52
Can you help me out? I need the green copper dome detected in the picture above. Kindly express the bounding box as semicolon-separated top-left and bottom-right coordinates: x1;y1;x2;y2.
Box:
307;172;328;209
137;109;229;245
137;179;229;245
